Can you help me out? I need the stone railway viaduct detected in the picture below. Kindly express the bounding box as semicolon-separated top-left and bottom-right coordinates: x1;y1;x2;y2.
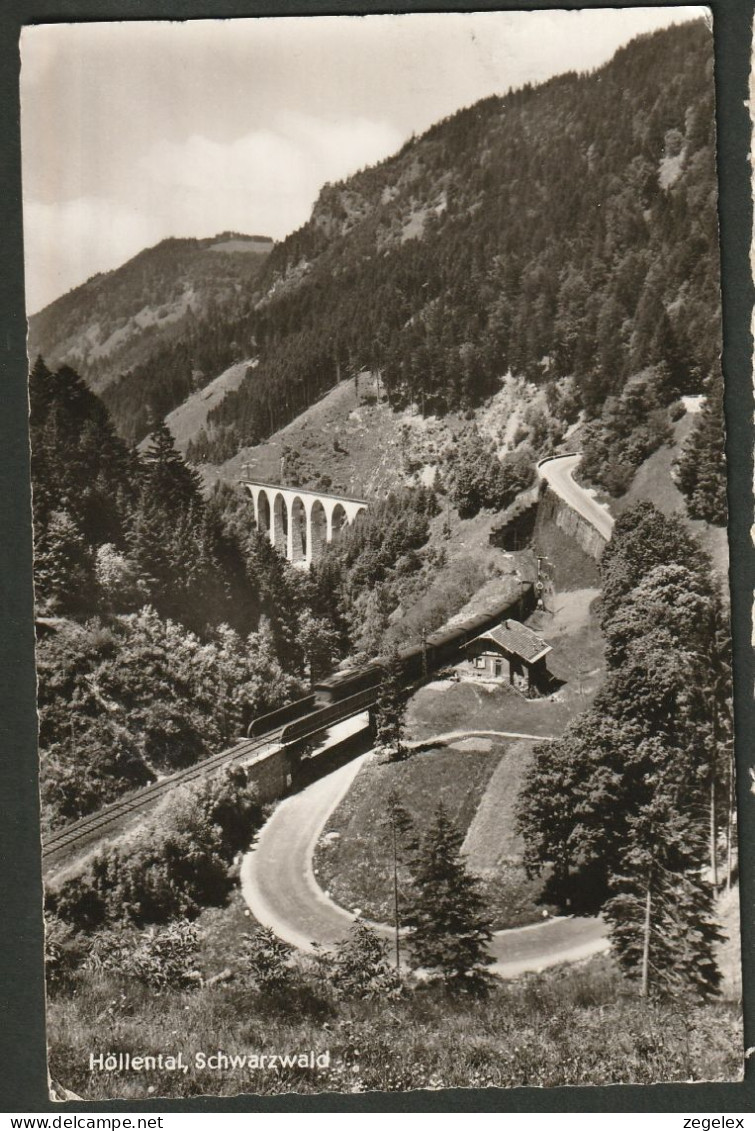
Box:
242;480;368;568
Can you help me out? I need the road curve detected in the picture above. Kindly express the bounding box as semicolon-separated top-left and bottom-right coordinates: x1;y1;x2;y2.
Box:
538;453;615;542
240;745;608;977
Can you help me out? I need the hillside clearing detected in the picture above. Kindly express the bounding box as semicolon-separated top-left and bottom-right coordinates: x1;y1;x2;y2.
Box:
208;371;544;499
164;359;254;453
313;739;551;931
613;407;728;575
314;744;500;925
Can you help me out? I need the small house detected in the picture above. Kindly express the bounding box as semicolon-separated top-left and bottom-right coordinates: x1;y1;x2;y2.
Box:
460;619;551;693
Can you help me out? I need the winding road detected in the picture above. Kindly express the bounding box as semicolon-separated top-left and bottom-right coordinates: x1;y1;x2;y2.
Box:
538;453;615;542
240;464;616;977
241;744;608;978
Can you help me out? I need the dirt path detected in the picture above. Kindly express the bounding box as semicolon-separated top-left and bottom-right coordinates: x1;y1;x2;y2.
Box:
408;728;555;746
240;745;608;976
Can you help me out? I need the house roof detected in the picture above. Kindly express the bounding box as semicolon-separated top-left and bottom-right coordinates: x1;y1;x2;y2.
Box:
461;619;552;664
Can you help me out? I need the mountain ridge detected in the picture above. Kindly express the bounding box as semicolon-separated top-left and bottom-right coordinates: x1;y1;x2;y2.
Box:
27;232;273;405
29;18;721;516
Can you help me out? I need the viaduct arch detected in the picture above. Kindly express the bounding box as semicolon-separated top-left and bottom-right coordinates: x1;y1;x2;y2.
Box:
242;480;368;568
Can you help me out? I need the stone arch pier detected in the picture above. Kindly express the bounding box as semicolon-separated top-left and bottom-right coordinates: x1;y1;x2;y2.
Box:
242;480;368;568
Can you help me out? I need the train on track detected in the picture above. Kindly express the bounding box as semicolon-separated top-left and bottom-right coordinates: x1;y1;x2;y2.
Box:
44;582;535;872
312;582;536;705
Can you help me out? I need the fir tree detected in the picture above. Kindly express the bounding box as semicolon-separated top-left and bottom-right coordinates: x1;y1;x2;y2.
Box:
604;783;723;998
404;802;493;990
141;421;203;510
373;644;407;762
34;509;95;614
674;382;727;526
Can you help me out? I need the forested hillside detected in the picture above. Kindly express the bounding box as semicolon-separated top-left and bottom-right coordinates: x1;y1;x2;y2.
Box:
518;501;733;996
27;22;724;523
189;20;719;486
30;357;306;830
31;355;450;829
27;234;272;437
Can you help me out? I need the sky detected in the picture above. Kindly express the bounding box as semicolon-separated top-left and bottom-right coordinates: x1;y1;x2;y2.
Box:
21;7;707;314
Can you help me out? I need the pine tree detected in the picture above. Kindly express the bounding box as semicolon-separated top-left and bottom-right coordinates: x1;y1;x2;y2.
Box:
674;382;727;526
373;644;407;762
404;802;493;990
604;785;723;998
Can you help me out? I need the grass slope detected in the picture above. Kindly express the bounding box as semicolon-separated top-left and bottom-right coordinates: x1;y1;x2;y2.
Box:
164;359;254;453
462;738;534;869
406;681;567;742
314;744;502;925
458;737;555;928
613;406;729;575
314;737;553;931
47;942;742;1098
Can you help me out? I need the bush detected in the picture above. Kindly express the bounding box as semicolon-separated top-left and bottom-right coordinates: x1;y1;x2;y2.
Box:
669;399;686;422
86;920;201;991
331;922;400;999
49;766;264;933
44;913;86;993
238;927;294;993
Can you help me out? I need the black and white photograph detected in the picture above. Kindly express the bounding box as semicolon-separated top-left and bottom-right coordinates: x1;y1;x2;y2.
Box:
19;7;743;1100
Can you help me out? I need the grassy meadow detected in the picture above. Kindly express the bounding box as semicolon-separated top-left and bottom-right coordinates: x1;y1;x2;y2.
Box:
47;942;743;1100
314;739;550;931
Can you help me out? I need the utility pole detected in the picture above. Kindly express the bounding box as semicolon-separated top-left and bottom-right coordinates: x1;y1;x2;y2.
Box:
727;745;735;892
710;773;719;892
535;554;551;612
391;811;401;974
641;869;652;999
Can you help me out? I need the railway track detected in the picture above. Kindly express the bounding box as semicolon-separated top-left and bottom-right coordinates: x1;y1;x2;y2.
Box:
42;689;382;875
42;590;532;875
42;728;283;871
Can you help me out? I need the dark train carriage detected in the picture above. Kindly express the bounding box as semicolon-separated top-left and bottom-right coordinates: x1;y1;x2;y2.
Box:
247;694;316;737
312;583;536;705
313;661;383;705
425;584;536;667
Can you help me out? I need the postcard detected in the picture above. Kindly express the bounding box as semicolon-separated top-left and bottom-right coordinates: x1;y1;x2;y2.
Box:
20;8;743;1100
